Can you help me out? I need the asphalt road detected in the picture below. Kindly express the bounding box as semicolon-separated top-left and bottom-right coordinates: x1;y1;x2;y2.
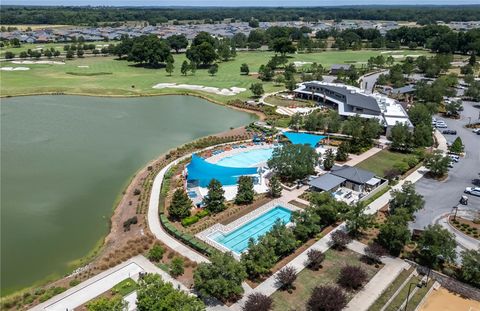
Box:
410;100;480;231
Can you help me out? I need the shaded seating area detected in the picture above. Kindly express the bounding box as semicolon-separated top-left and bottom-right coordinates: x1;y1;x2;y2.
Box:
283;132;326;147
186;154;259;187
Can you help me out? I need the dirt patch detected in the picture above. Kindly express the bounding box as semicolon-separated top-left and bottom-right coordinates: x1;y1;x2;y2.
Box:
418;287;480;311
358;207;388;245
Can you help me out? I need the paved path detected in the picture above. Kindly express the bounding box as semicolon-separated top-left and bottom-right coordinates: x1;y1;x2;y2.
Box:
147;154;209;264
434;213;480;251
365;167;427;215
30;255;187;311
345;147;383;167
344;241;411;311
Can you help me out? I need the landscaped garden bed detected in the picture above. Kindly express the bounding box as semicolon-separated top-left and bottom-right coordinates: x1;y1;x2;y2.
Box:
270;248;382;311
448;216;480;240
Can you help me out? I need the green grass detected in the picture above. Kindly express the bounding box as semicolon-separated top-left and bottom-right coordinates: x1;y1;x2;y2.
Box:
384;276;424;311
0;49;432;103
111;278;137;297
355;150;412;178
0;41;110;56
271;249;381;311
368;267;414;311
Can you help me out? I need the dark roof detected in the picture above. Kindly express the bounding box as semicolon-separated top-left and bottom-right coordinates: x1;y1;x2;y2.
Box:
306;82;381;113
308;174;346;191
330;64;352;70
331;165;375;184
391;85;415;94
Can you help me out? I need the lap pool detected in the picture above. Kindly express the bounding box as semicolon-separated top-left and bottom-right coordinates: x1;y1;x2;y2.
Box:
209;206;292;254
215;148;274;167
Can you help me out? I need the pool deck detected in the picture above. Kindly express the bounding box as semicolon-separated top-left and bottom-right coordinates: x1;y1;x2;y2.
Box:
205;143;276;165
196;200;301;259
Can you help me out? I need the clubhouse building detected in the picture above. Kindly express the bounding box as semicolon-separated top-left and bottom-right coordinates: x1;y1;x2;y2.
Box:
294;81;413;135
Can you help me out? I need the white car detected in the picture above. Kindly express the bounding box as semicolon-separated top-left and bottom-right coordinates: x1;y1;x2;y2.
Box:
436;123;448;128
449;155;459;162
473;128;480;134
464;187;480;197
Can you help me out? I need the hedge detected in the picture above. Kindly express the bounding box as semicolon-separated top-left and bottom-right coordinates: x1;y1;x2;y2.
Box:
159;214;216;256
181;215;199;227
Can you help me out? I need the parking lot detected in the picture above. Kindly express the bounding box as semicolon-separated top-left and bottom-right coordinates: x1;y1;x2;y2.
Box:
410;100;480;231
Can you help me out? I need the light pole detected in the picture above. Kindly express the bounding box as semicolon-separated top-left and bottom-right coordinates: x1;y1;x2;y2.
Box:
404;282;421;311
452;205;459;221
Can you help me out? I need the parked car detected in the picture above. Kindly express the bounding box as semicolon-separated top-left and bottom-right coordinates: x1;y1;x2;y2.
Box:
464;187;480;197
436;122;448;128
442;130;457;135
473;128;480;134
449;155;460;162
472;179;480;186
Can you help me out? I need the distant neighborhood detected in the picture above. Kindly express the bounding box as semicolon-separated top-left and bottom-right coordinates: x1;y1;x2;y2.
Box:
2;20;480;44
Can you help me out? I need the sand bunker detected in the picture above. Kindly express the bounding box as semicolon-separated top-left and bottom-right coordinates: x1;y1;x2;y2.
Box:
77;65;90;68
152;83;246;96
293;61;313;67
11;60;65;65
1;66;30;71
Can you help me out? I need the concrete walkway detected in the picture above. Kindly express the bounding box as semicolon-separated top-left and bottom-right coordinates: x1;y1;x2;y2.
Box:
434;129;448;154
30;255;187;311
344;241;411;311
365;167;427;215
147;154;209;264
434;213;480;251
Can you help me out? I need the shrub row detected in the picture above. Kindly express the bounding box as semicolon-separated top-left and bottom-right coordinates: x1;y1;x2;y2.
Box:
160;214;216;256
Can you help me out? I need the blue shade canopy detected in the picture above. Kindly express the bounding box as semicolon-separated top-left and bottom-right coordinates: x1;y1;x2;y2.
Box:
283;132;326;147
186;154;258;187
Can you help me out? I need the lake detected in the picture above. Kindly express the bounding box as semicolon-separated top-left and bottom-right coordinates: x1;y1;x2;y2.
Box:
0;95;256;295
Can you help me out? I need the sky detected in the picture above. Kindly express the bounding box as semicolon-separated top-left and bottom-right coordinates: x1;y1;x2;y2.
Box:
2;0;480;6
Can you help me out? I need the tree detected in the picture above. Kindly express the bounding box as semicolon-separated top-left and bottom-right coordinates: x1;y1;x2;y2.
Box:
258;64;274;81
248;19;259;28
19;51;28;58
389;181;424;216
249;82;264;97
267;221;298;257
418;224;456;268
87;295;127;311
168;189;192;221
241;237;277;279
307;285;347;311
180;60;189;76
186;42;217;66
235;176;254;205
270;37;297;55
66;50;75;59
137;274;205;310
242;293;273;311
208;64;218;76
170;256;185;277
330;230;352;250
194;252;247;302
450;137;464;154
267;175;282;198
240;63;250;75
44;49;53;58
307;249;325;270
4;51;15;59
267;144;319;182
166;34;188;53
376;214;411;256
424;150;450;178
147;244;165;262
275;266;297;291
344;202;372;237
389;123;413;152
165;59;174;76
127;35;172;67
189;61;197;75
323;149;335;171
204;179;226;214
338;265;367;290
292;209;321;242
336;141;349;162
364;243;387;264
285;78;297;92
217;40;234;61
459;249;480;287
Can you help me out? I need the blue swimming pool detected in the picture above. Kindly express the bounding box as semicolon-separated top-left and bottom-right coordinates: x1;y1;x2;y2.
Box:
216;148;274;167
209;206;292;254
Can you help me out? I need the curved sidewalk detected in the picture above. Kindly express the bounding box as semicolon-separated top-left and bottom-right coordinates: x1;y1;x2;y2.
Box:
147;154;209;263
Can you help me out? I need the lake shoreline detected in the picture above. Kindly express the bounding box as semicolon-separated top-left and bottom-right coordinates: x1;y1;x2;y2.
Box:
0;94;262;301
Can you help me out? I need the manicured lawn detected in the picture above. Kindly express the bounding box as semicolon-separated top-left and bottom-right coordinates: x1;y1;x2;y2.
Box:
1;49;432;103
368;267;414;311
383;276;434;311
271;248;381;311
355;150;412;178
111;278;138;296
0;41;109;56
